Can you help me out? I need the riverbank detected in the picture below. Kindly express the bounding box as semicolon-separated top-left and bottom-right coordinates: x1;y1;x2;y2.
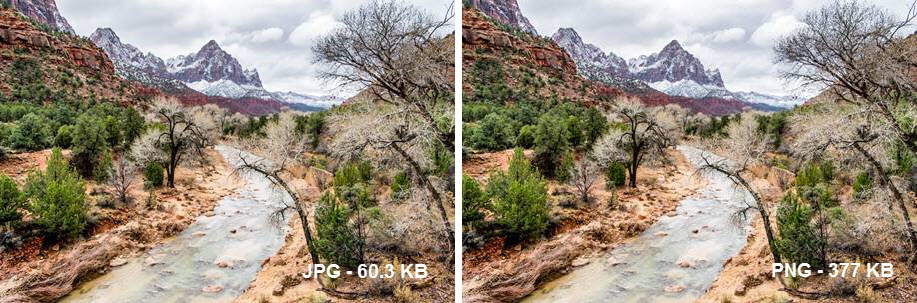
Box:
0;147;243;303
236;157;456;303
462;148;705;302
699;163;917;303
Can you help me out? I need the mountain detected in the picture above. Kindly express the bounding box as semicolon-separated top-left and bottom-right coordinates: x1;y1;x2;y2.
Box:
551;27;805;108
467;0;537;34
628;40;724;87
733;91;807;109
551;28;653;93
0;6;147;106
166;40;264;92
89;28;342;110
271;91;343;109
89;28;189;92
6;0;73;34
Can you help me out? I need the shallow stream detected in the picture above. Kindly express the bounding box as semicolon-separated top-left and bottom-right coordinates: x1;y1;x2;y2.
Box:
61;146;291;303
522;146;754;303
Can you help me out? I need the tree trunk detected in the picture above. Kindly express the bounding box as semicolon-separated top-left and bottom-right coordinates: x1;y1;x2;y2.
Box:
391;142;455;255
628;159;638;188
167;148;178;188
738;176;783;264
853;142;917;253
295;204;321;265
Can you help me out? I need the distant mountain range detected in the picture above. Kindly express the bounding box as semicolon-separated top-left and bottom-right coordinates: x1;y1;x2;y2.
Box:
469;0;805;109
552;28;805;108
90;28;343;110
8;0;344;113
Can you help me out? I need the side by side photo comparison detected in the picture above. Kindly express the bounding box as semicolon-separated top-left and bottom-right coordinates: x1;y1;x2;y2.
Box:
1;0;916;302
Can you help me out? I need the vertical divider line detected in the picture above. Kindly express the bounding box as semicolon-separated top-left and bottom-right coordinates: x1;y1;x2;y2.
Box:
453;1;463;302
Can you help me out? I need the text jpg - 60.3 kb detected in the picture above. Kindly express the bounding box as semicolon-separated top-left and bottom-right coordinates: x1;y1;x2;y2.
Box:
301;263;429;279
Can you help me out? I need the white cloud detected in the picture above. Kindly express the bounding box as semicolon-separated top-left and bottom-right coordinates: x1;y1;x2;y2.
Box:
711;27;746;43
750;13;803;47
288;12;339;46
250;27;284;43
58;0;449;95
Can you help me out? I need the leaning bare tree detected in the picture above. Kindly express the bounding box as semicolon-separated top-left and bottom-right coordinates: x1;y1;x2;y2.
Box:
232;113;322;264
775;0;917;156
313;0;456;253
697;113;783;266
106;156;136;205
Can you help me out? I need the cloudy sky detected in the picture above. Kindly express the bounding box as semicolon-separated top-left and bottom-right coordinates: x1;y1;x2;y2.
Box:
59;0;454;96
519;0;912;97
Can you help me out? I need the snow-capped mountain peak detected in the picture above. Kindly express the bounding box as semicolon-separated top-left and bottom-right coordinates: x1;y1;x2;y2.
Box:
627;39;724;88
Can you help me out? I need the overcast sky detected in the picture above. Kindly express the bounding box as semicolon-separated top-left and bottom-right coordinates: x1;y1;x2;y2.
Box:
519;0;912;97
59;0;454;96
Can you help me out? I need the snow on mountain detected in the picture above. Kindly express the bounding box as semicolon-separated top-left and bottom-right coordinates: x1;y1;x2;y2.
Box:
550;28;805;108
8;0;74;34
733;91;807;108
627;40;724;88
647;79;726;99
552;28;628;76
469;0;538;34
271;91;343;109
90;29;339;109
90;28;188;92
551;28;653;93
165;40;262;88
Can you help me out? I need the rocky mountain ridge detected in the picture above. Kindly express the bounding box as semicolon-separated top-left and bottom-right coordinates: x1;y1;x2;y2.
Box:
468;0;537;34
552;27;804;108
6;0;73;34
89;28;342;109
0;6;147;106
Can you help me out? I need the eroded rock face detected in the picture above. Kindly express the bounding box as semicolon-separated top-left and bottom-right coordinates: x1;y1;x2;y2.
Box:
9;0;74;34
462;9;577;74
469;0;537;34
0;9;113;73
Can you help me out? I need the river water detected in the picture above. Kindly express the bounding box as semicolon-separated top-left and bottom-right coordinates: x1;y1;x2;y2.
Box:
61;146;292;303
522;146;754;303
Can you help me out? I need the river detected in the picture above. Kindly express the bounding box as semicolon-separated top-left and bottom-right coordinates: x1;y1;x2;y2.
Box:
521;146;754;303
61;146;292;303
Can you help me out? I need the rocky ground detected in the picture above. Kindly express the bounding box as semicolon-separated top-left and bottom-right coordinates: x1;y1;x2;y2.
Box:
0;148;243;303
461;148;705;302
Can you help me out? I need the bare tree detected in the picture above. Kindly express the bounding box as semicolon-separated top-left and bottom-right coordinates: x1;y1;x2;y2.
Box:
327;100;454;253
697;113;783;266
232;112;322;264
314;0;456;253
137;97;211;188
107;156;136;205
790;102;917;253
312;0;455;151
569;156;600;204
600;97;678;188
775;0;917;155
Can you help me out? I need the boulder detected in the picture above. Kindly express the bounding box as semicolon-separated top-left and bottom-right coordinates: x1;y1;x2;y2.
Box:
571;257;590;267
664;285;685;293
202;285;223;293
